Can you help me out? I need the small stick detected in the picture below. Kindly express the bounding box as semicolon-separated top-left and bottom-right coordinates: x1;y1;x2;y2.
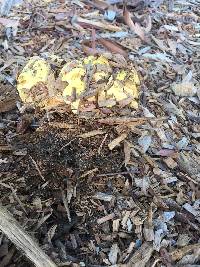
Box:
98;133;108;154
96;170;139;177
29;156;45;181
61;190;71;223
59;138;77;152
98;116;168;125
10;184;27;215
0;205;57;267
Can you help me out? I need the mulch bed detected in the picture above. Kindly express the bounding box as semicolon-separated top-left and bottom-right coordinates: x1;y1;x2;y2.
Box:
0;0;200;266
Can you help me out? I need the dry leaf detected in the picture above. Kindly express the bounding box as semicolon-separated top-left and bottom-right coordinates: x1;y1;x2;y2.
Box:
108;133;127;150
98;38;128;57
123;6;146;41
75;16;122;31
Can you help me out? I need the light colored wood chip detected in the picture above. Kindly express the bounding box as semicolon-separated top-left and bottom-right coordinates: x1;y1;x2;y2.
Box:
79;130;105;138
97;213;115;224
108;133;127;150
163;157;178;169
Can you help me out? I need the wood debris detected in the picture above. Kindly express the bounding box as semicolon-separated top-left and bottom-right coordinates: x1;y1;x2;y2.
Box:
0;0;199;266
0;206;57;267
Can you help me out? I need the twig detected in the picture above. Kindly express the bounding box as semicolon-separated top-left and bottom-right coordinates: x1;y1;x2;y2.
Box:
29;155;45;181
10;184;27;215
98;133;108;154
59;138;77;152
61;190;71;223
98;116;168;125
0;205;57;267
96;170;139;177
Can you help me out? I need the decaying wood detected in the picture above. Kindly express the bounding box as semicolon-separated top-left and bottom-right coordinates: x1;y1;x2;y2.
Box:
114;242;154;267
126;242;154;267
98;116;168;125
0;205;57;267
0;84;19;113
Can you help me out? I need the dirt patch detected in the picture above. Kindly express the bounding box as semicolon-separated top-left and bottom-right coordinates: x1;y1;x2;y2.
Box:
1;112;129;265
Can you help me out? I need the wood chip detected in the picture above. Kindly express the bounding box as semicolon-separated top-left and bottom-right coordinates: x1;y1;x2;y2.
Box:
163;157;178;169
108;133;127;150
79;130;106;138
170;244;200;261
126;242;154;267
97;213;115;224
99;116;167;125
0;206;57;267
